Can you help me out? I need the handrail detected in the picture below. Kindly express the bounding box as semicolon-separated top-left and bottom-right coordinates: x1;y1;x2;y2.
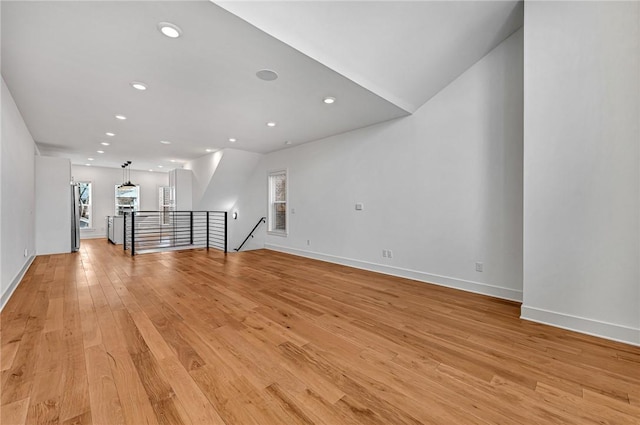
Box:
234;217;266;252
124;210;227;255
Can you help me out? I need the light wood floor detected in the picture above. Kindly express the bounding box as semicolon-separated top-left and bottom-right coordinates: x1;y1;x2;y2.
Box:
1;239;639;425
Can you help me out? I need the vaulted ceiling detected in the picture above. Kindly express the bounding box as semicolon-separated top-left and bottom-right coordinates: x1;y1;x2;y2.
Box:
1;1;522;171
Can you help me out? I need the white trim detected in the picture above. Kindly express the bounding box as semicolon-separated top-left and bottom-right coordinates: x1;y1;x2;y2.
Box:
521;305;640;347
80;234;107;240
267;230;288;237
265;243;523;302
77;180;93;230
1;255;35;312
267;169;288;236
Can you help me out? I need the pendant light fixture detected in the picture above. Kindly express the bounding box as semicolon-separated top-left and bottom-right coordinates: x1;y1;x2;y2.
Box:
118;161;136;188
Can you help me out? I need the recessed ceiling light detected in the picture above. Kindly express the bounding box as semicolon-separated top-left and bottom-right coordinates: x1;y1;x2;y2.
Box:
115;114;127;120
149;169;153;172
158;22;182;38
87;157;95;161
97;150;104;154
170;159;176;163
256;69;278;81
323;96;336;104
101;142;110;146
130;82;147;91
206;148;215;153
157;165;163;168
284;141;292;145
228;138;236;143
160;140;171;145
266;122;277;127
85;164;91;167
105;132;115;137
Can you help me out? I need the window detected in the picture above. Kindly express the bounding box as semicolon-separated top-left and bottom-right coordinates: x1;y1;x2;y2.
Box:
268;170;287;235
78;182;92;229
159;186;174;225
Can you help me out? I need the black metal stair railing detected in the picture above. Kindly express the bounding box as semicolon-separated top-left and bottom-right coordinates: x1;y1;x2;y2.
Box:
124;211;227;256
234;216;266;252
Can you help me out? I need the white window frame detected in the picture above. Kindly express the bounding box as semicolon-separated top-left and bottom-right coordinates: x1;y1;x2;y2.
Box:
267;169;288;236
78;181;93;230
158;186;174;226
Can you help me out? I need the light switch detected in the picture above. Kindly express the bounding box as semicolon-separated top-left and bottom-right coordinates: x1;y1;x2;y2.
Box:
355;203;364;211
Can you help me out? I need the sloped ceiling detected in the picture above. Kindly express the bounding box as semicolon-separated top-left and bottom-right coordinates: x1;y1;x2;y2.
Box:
1;1;522;171
217;1;524;113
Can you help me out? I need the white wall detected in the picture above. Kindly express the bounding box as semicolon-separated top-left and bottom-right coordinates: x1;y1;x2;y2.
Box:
35;156;71;254
185;148;262;211
169;168;193;211
522;1;640;345
187;151;223;209
1;77;36;308
229;29;524;300
71;165;169;239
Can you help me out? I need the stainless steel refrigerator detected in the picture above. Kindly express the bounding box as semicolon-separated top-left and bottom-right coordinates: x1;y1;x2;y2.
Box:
71;182;80;252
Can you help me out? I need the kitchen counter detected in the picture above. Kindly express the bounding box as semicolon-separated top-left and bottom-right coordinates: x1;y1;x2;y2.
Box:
106;215;124;244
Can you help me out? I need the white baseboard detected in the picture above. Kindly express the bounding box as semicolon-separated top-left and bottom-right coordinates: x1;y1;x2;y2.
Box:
1;255;35;312
521;305;640;347
264;244;523;302
80;234;107;240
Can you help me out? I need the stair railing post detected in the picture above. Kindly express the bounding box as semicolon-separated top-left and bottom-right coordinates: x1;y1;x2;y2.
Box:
123;213;127;251
190;211;194;245
206;211;210;250
131;213;135;256
224;212;228;253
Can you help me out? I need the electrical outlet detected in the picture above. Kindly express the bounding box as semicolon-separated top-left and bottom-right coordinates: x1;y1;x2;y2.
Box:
23;248;28;257
382;249;387;258
475;262;484;272
355;203;364;211
306;239;310;246
387;250;393;258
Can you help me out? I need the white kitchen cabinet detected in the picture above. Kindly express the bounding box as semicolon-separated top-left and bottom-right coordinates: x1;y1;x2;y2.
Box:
107;215;124;244
115;185;140;216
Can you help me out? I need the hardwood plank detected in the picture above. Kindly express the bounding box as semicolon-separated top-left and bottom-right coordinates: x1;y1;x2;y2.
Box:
581;387;640;420
1;282;49;405
59;278;91;423
76;285;102;349
215;323;307;394
293;388;364;425
222;375;293;424
1;341;20;372
0;239;638;425
25;330;64;425
130;348;191;425
156;356;226;425
0;397;30;425
101;310;159;425
43;298;64;333
262;383;316;425
84;344;125;425
189;365;259;425
61;411;92;425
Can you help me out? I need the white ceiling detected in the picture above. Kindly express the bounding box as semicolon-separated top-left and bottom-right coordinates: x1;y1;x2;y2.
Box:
217;0;524;113
1;1;522;171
